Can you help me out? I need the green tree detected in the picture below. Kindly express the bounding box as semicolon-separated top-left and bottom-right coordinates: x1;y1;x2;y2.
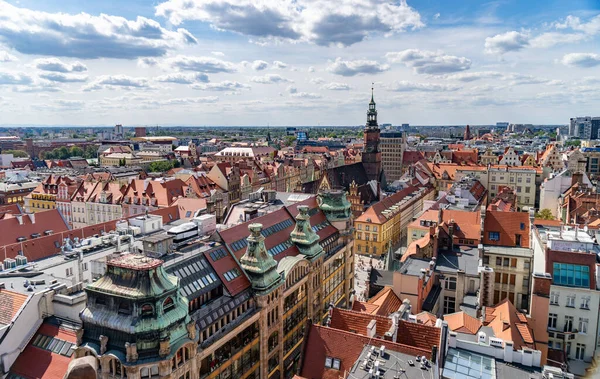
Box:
148;160;175;172
565;139;581;147
83;145;97;159
534;209;555;220
3;150;29;158
69;146;84;157
283;135;296;147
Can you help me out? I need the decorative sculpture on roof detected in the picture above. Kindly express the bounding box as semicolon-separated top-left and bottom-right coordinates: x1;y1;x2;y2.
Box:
239;223;283;295
290;205;324;261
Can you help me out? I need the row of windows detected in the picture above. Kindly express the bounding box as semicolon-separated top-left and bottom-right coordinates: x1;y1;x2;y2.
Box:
268;239;293;257
550;292;591;309
548;313;589;334
553;263;590;288
356;224;378;232
223;268;241;282
209;248;228;261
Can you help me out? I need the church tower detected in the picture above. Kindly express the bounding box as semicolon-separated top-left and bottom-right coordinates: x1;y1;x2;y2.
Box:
362;86;382;182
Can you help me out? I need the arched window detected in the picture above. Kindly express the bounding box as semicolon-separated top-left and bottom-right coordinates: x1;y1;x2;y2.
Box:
141;304;154;317
163;297;174;312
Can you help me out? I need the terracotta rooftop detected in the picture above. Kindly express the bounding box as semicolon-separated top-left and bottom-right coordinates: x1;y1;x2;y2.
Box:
0;289;29;325
444;311;482;335
484;298;536;351
9;321;77;379
351;287;402;316
483;210;530;247
300;324;436;379
415;311;437;326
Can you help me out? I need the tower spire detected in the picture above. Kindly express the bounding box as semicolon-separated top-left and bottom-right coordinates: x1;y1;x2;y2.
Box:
366;83;378;128
371;82;374;103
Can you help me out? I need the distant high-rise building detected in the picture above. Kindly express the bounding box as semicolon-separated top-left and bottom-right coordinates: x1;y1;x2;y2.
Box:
362;87;382;182
463;124;472;140
569;116;600;140
381;132;405;182
134;127;147;137
113;124;124;138
496;122;510;131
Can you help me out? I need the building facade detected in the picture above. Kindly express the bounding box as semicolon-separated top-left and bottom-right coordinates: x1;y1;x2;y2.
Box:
380;132;405;182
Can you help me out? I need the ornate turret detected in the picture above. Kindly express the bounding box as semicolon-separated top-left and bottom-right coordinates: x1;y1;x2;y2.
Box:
78;254;196;363
290;205;324;261
240;223;283;295
317;189;352;228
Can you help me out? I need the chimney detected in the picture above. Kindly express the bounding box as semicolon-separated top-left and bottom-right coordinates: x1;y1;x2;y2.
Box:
571;172;583;186
366;319;377;338
28;213;35;224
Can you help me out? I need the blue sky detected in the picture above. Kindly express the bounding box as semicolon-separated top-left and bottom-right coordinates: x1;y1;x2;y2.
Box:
0;0;599;126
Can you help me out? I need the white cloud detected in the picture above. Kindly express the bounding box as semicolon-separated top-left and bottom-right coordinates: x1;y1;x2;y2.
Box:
143;96;219;106
484;31;529;54
33;58;87;72
0;0;196;59
308;66;315;73
286;85;297;94
388;80;459;92
211;51;225;57
166;55;238;73
83;75;152;91
39;72;88;83
0;50;17;62
137;57;159;68
445;71;505;82
252;60;268;71
554;14;600;35
291;91;322;99
386;49;471;74
433;13;440;20
191;80;250;91
327;57;390;76
250;74;293;84
529;32;587;48
321;82;351;90
272;60;287;69
0;71;33;85
155;0;423;46
154;73;209;84
561;53;600;68
310;77;325;85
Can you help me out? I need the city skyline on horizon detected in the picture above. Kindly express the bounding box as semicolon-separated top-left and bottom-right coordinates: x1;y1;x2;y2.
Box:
0;0;599;126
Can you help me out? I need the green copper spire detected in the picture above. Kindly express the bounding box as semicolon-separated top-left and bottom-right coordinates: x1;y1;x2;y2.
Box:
317;189;351;222
240;223;283;296
290;205;324;261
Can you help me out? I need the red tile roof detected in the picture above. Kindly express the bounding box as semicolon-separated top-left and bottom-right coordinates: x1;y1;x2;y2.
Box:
9;322;76;379
355;186;429;224
0;210;69;248
0;289;29;325
300;324;436;379
484;298;536;351
444;311;482;335
483;210;530;247
352;286;402;316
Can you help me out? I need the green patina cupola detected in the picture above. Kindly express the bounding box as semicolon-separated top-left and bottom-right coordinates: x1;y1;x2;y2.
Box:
240;223;283;296
290;205;324;261
317;189;352;223
79;254;196;363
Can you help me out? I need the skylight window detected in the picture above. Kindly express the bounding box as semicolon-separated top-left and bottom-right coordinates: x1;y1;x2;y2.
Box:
325;357;341;370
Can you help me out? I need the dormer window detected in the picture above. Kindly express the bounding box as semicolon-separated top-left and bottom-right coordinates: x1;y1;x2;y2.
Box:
141;304;154;317
325;357;341;370
163;297;175;312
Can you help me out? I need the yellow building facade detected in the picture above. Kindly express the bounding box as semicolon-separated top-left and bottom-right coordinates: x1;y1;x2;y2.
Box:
354;186;435;256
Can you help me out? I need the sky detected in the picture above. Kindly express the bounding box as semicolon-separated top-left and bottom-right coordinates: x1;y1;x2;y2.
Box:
0;0;599;127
